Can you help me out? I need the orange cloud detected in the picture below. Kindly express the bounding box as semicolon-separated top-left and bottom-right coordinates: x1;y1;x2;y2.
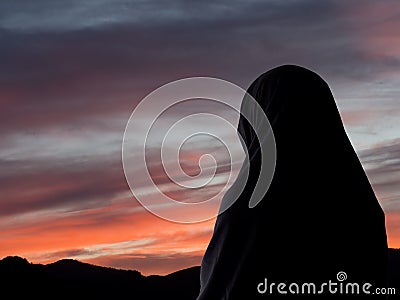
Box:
0;194;216;274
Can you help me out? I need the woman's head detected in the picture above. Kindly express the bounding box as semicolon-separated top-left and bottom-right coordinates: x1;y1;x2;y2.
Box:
238;65;347;163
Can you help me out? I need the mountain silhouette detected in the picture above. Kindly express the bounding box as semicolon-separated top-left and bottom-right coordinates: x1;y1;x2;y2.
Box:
0;256;200;299
0;250;399;299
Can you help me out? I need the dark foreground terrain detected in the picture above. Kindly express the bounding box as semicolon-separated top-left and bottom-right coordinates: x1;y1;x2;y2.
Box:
0;249;399;299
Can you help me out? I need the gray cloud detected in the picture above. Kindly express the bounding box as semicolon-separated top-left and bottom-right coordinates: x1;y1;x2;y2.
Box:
1;0;399;138
359;138;400;212
1;0;399;212
0;157;129;217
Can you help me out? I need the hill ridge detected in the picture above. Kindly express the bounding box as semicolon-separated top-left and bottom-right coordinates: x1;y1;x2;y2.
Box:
0;250;399;299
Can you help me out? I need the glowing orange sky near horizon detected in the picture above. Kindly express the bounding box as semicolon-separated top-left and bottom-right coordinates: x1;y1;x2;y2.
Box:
1;195;399;275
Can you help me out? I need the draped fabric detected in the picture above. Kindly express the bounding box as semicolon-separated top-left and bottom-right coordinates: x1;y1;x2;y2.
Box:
197;65;388;299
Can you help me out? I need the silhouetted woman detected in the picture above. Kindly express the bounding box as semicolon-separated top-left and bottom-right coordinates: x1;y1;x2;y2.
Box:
197;65;387;299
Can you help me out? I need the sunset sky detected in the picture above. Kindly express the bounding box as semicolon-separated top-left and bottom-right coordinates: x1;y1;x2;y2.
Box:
1;0;400;275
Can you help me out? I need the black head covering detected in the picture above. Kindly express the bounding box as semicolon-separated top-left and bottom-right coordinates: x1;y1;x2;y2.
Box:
197;65;388;299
